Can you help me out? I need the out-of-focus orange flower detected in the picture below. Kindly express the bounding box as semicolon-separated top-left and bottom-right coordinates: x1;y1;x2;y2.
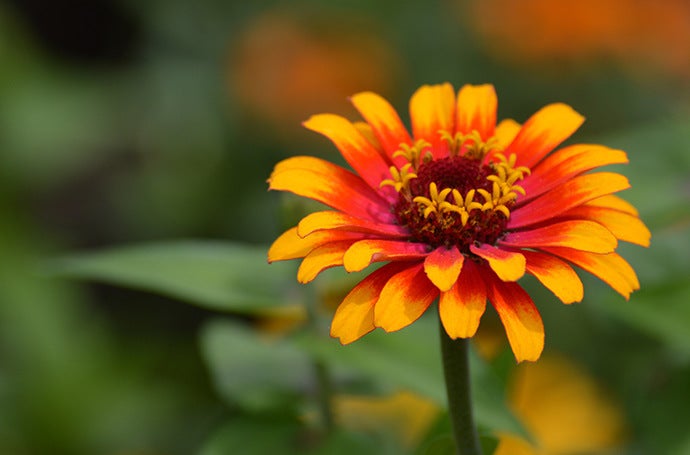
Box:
465;0;690;77
335;391;439;448
229;10;398;129
496;355;627;455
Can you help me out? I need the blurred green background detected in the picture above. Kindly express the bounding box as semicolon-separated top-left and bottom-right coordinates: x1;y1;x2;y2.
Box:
1;0;689;454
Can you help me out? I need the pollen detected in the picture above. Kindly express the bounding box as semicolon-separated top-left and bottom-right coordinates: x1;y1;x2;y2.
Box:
385;133;530;253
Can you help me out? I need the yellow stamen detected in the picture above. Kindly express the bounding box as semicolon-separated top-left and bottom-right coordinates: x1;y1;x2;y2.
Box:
478;152;531;219
439;131;466;157
393;140;433;170
492;152;531;182
439;129;504;160
439;189;483;226
380;163;417;193
463;130;503;160
413;183;452;218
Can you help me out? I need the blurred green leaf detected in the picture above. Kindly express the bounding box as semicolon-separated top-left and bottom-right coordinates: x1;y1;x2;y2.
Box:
200;417;386;455
47;241;299;315
308;429;396;455
199;416;303;455
594;224;690;354
479;433;500;455
294;315;529;440
200;319;312;411
416;434;455;455
599;116;690;226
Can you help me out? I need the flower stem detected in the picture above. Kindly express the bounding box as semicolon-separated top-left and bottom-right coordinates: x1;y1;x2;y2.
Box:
305;287;335;433
440;317;482;455
314;358;335;432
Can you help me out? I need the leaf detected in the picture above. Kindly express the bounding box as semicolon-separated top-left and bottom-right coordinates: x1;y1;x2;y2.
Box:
597;117;690;226
199;319;313;412
294;314;530;439
198;416;303;455
479;433;500;455
46;241;300;315
593;226;690;354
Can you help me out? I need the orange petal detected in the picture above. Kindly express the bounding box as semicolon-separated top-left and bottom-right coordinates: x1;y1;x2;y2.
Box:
470;243;525;282
409;83;455;158
330;262;408;344
506;103;585;168
521;250;583;304
483;271;545;363
269;156;393;223
374;263;438;332
268;227;365;262
350;91;412;161
297;241;351;283
501;220;617;254
521;145;628;202
343;239;428;272
297;211;409;238
561;205;651;247
353;121;381;150
455;84;497;140
424;246;464;292
510;172;630;228
543;247;639;300
494;119;521;149
303;114;395;200
587;194;639;216
439;260;487;338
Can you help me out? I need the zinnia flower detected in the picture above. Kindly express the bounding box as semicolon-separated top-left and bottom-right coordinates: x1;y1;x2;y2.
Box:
268;83;649;362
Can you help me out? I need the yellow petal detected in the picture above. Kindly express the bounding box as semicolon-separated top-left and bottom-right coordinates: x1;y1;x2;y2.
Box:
330;263;407;344
567;205;651;247
343;239;428;273
268;226;362;262
269;155;392;223
455;83;497;140
509;172;631;228
409;83;455;158
470;243;526;282
351;91;412;159
303;114;393;195
522;250;584;304
374;263;438;332
439;260;487;339
484;272;544;363
506;103;585;168
297;241;350;283
587;194;639;216
423;246;464;292
494;118;521;150
297;210;408;238
544;248;639;300
501;220;618;254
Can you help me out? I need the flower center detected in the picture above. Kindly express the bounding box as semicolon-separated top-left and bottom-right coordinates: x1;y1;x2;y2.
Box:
381;133;530;254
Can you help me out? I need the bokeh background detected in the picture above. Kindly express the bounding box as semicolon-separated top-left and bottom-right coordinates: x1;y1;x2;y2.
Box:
1;0;689;454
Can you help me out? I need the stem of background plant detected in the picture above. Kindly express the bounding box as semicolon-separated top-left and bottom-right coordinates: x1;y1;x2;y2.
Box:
305;286;335;433
440;316;482;455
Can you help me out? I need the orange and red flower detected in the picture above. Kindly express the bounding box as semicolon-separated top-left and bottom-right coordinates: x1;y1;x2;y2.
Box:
268;83;649;362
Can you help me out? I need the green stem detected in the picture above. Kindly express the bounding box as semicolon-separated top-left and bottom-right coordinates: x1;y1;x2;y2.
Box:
305;287;335;433
440;316;482;455
314;359;335;432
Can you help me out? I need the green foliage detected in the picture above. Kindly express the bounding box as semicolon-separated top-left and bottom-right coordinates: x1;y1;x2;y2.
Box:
48;241;299;315
200;319;312;412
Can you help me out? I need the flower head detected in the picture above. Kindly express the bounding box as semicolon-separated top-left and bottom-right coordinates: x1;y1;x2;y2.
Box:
268;83;649;362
